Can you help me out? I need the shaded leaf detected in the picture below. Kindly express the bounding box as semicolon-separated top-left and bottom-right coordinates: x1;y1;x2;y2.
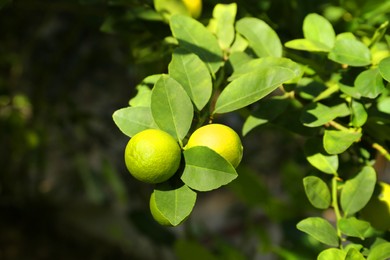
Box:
340;166;377;216
323;130;362;154
175;240;217;260
112;107;157;137
301;102;349;127
338;217;371;239
151;75;193;141
154;184;197;226
378;97;390;114
168;48;212;110
182;146;237;192
328;39;371;66
214;67;295;114
170;14;223;74
303;176;331;209
354;68;385;99
297;217;339;246
236;17;282;57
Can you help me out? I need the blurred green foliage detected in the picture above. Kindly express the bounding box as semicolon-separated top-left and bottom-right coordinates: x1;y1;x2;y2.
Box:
0;0;389;259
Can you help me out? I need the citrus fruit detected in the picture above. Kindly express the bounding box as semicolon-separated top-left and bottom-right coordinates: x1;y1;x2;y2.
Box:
124;129;181;184
360;181;390;231
185;123;243;168
182;0;202;18
149;191;172;226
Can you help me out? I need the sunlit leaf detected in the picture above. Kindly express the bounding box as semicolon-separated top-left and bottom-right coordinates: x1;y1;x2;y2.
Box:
303;176;331;209
301;102;350;127
318;248;346;260
345;248;365;260
354;68;385;98
303;13;335;49
338;217;371;239
169;48;212;110
285;39;331;52
367;242;390;260
211;3;237;50
378;56;390;82
214;67;295;114
112;107;157;137
304;138;338;175
340;166;376;216
151;75;193;141
154;184;197;226
236;17;282;57
351;100;368;127
328;39;371;66
170;14;223;74
182;146;237;192
297;217;339;246
323;130;362;154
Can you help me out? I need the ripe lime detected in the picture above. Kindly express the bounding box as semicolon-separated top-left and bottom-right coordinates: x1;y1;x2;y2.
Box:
124;129;181;184
185;123;243;168
149;191;172;226
360;181;390;231
182;0;202;18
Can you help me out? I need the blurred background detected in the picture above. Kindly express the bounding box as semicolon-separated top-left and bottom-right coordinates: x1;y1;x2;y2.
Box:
1;0;389;259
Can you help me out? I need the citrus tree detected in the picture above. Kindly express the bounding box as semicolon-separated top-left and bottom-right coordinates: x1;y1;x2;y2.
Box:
112;0;390;259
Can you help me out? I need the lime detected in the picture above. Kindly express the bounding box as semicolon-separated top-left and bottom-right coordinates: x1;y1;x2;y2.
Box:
185;123;243;168
124;129;181;184
360;181;390;231
149;191;172;226
182;0;202;18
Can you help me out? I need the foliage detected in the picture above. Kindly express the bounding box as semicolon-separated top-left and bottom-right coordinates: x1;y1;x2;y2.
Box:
113;0;390;259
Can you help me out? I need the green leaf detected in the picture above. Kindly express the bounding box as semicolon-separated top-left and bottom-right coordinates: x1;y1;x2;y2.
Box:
285;39;331;52
182;146;238;192
379;56;390;82
154;184;197;226
340;166;377;216
345;248;365;260
154;0;188;20
304;138;338;175
242;96;290;136
318;248;346;260
303;176;331;209
211;3;237;50
378;97;390;114
367;242;390;260
129;74;161;107
354;68;385;99
303;13;336;50
328;39;371;66
323;130;362;155
168;48;212;110
214;67;295;114
151;75;194;141
296;217;339;246
351;100;368;127
338;217;371;239
236;17;282;57
175;240;217;260
301;102;350;127
170;14;223;75
228;57;302;81
112;107;157;137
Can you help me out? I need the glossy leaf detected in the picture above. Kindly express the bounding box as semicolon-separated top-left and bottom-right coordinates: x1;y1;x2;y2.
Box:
351;100;367;127
303;176;331;209
168;48;212;110
182;146;238;192
285;39;331;52
297;217;339;246
301;102;349;127
378;56;390;82
338;217;371;239
214;67;295;114
211;3;236;50
112;107;157;137
303;13;335;50
170;14;223;74
228;56;302;81
354;68;385;99
328;39;371;66
304;138;338;175
323;130;362;154
340;166;376;216
367;242;390;260
318;248;346;260
151;75;193;141
236;17;282;57
154;184;197;226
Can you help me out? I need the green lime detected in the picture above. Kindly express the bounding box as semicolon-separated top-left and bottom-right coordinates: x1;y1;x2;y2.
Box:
125;129;181;184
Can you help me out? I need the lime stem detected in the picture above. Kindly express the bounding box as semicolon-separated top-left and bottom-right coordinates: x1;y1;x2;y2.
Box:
372;143;390;161
332;176;343;246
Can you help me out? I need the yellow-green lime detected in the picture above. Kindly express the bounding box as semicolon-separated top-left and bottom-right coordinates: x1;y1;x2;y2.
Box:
149;192;172;226
360;181;390;231
124;129;181;184
182;0;202;18
185;123;243;168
